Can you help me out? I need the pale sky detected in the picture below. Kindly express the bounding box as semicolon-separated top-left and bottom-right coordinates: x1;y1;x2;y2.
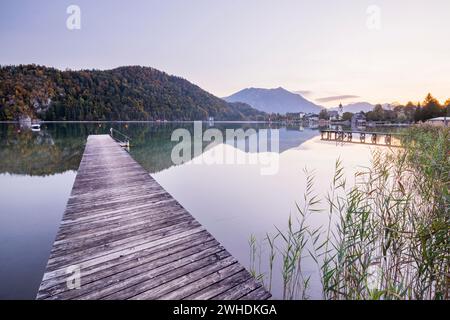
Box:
1;0;449;107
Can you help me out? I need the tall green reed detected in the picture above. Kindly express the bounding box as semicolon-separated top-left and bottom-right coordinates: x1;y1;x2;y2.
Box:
251;125;449;300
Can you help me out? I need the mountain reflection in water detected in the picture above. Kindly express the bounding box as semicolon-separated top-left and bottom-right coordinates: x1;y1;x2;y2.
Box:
0;121;327;299
0;122;322;176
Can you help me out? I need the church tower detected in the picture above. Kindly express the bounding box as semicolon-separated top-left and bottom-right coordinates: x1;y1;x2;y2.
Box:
338;103;344;120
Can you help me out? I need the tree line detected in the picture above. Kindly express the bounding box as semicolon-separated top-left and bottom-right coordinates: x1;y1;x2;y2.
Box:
318;93;449;123
0;64;265;121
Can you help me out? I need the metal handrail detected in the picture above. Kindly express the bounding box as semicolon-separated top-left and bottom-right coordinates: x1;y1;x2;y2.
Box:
110;128;131;146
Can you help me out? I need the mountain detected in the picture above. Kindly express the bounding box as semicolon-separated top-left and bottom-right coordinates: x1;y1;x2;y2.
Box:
329;102;375;113
0;65;265;121
223;87;323;114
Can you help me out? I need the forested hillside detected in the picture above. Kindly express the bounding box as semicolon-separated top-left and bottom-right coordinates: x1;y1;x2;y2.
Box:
0;65;265;121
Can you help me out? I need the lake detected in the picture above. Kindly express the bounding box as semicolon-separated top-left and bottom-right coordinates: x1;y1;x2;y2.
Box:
0;122;392;299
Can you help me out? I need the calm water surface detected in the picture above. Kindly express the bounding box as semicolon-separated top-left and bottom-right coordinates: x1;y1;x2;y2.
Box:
0;122;394;299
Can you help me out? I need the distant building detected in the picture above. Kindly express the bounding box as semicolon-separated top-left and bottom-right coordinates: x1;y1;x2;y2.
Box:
304;113;319;121
327;104;343;121
328;110;340;121
286;112;305;121
304;113;319;127
427;117;448;126
351;112;367;128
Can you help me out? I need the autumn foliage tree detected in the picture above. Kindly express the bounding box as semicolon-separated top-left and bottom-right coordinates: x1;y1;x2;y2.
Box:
0;64;264;121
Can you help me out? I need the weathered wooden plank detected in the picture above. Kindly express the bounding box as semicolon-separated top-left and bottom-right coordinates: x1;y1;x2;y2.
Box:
212;277;263;300
56;207;188;240
37;135;270;300
162;265;249;300
53;211;190;245
37;230;214;298
183;269;253;300
117;255;237;300
47;219;201;270
91;251;233;300
62;198;179;224
42;227;206;282
239;288;272;300
40;238;222;300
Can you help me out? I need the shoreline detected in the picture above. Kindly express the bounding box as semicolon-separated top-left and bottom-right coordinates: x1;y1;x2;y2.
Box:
0;120;270;124
0;120;414;127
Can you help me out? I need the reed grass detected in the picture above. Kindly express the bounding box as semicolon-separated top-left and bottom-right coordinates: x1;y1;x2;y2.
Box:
252;125;449;300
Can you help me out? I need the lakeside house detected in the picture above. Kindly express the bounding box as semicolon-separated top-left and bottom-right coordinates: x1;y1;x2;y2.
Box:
328;110;340;121
286;112;305;121
351;112;367;128
304;113;319;122
303;113;319;128
426;117;448;126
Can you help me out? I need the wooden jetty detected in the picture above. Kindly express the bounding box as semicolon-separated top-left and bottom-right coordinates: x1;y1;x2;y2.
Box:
36;135;270;300
320;130;404;147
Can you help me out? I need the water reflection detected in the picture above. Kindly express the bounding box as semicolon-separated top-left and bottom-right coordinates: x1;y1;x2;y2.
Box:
0;123;106;176
0;122;324;177
1;122;388;299
128;123;323;173
151;137;380;299
0;122;325;299
0;122;404;177
0;172;76;299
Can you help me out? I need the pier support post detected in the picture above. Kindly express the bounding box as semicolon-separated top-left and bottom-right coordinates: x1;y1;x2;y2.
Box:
371;134;377;144
385;134;391;145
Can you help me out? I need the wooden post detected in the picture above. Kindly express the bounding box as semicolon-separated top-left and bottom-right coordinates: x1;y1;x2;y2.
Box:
385;134;391;145
371;134;377;144
360;133;366;143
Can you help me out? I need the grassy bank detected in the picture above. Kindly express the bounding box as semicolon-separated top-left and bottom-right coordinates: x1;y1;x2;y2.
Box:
251;125;449;300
